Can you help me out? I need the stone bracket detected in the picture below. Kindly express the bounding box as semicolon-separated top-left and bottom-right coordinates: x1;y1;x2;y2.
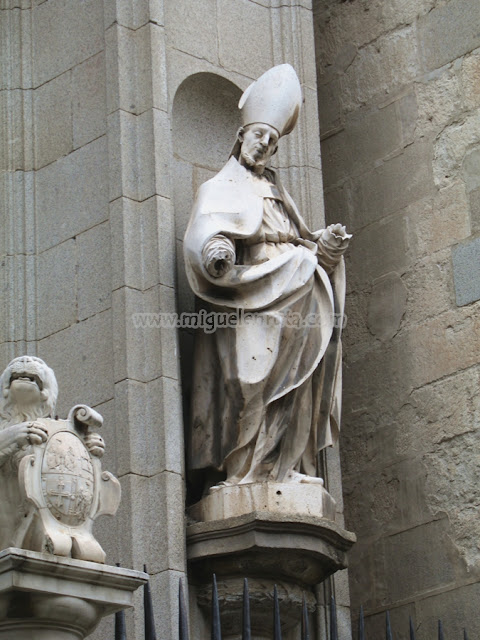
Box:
187;510;356;587
0;548;147;640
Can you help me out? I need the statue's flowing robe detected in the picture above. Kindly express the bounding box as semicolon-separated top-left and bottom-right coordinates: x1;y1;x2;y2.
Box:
184;157;345;484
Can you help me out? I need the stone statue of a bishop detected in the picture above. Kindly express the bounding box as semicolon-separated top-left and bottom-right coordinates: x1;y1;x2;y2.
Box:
184;64;351;491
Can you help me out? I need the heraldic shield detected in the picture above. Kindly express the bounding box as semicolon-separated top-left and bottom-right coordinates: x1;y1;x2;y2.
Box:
18;406;121;564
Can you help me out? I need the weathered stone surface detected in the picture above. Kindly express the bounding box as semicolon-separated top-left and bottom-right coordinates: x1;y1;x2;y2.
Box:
404;306;480;388
165;0;218;65
452;236;480;306
317;78;344;136
114;377;183;477
105;23;160;117
72;52;107;149
218;0;273;79
171;72;242;171
35;137;109;252
346;212;412;288
418;0;480;73
416;582;480;638
157;284;180;381
33;71;72;169
32;0;104;86
189;482;337;523
36;239;77;338
173;158;194;242
325;445;345;516
38;310;114;416
340;27;419;112
352;140;434;224
423;424;480;570
461;48;480;110
415;65;463;136
321;100;403;185
367;272;407;341
116;472;185;575
409;181;470;259
77;222;112;321
394;366;480;459
103;0;162;31
468;186;480;233
107;108;170;203
344;457;432;540
110;196;161;292
111;286;163;384
346;537;386;611
462;147;480;193
401;249;452;326
384;518;457;600
434;110;480;189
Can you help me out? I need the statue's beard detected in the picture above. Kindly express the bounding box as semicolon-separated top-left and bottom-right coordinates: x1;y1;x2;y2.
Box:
241;149;268;172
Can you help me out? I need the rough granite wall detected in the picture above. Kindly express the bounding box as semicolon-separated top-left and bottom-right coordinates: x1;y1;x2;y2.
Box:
313;0;480;636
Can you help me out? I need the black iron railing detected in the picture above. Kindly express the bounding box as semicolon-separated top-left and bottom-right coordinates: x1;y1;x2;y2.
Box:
114;571;470;640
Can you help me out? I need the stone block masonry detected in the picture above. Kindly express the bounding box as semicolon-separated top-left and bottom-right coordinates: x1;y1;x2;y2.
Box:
314;0;480;636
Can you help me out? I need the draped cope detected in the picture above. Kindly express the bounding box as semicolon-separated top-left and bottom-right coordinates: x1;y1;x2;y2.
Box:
184;157;346;485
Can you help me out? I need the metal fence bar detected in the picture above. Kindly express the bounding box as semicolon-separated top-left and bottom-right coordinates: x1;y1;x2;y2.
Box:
242;578;251;640
358;606;365;640
330;597;338;640
211;574;222;640
115;609;127;640
301;593;310;640
273;585;282;640
438;620;444;640
115;563;127;640
144;565;157;640
117;570;476;640
385;611;392;640
409;616;415;640
179;579;190;640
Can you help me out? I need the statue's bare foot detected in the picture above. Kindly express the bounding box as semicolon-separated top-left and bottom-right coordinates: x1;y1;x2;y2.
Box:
284;470;324;485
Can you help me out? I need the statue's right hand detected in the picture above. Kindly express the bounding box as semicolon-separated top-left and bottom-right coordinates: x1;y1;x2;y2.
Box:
2;421;48;449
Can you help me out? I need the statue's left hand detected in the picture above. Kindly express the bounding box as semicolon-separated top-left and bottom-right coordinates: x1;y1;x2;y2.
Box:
84;432;105;458
321;224;351;249
316;224;352;274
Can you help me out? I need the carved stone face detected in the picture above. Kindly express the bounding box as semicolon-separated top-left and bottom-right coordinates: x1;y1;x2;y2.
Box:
0;356;58;422
9;366;43;407
239;123;279;173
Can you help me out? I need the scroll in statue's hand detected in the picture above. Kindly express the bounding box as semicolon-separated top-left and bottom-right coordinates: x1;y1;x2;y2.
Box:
316;223;351;274
202;234;236;278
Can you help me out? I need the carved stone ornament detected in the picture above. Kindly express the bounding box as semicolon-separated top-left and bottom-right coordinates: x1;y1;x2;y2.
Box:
0;356;120;563
184;64;352;491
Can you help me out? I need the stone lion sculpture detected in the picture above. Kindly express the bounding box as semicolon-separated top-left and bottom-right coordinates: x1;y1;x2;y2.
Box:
0;355;120;563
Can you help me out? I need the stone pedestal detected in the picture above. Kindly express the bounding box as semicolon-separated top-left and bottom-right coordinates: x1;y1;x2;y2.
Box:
187;483;356;638
0;548;147;639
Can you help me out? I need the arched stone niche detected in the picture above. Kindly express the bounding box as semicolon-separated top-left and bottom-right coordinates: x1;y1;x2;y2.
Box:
172;73;242;492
